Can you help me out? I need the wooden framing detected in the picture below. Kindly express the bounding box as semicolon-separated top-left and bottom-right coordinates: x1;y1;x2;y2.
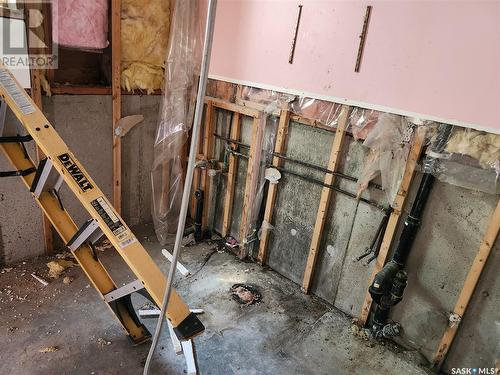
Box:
30;68;54;254
206;96;261;118
239;115;265;259
234;98;281;116
51;86;112;95
301;105;350;293
111;0;122;213
432;199;500;369
257;109;291;264
201;101;215;230
357;126;427;325
24;5;54;254
221;113;242;237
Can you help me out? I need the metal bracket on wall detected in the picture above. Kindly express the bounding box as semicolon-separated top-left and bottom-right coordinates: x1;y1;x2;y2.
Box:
355;5;372;73
288;4;303;64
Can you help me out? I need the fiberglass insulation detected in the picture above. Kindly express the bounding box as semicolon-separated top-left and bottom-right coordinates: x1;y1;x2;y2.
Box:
121;0;171;93
53;0;109;50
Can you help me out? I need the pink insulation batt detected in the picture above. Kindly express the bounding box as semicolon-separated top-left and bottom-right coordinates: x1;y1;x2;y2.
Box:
53;0;109;50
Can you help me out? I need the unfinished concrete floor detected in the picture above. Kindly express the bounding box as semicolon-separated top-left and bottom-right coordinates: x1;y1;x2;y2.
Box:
0;223;431;375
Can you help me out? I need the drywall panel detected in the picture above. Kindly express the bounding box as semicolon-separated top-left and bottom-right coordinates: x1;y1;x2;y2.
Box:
210;0;500;133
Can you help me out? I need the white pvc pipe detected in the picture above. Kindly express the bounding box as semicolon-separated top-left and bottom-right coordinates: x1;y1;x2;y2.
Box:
143;1;218;374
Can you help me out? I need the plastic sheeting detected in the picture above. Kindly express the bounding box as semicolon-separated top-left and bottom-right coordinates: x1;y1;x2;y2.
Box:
356;113;416;206
152;1;202;244
242;115;278;248
422;126;500;194
349;107;380;141
240;86;380;139
121;0;171;93
52;0;109;50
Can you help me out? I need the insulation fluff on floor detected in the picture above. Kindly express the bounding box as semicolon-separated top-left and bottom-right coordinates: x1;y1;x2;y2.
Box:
121;0;171;93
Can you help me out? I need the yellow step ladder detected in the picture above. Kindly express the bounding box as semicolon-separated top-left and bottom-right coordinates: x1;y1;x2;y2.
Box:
0;66;204;344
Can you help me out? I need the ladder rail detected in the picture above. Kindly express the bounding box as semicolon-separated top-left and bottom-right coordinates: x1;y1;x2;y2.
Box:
1;141;149;344
0;65;204;340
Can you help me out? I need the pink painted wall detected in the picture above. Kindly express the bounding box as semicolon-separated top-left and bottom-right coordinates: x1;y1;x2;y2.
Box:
209;0;500;132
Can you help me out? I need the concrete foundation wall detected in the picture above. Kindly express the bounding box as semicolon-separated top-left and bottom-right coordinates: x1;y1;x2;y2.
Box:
0;110;43;264
210;111;499;372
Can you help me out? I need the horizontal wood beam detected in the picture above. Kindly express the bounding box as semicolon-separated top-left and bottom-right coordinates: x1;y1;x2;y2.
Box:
206;96;261;118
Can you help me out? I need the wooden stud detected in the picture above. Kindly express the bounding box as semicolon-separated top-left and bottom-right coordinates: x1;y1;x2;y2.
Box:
357;126;427;325
201;101;215;230
206;97;261;118
25;6;54;254
432;199;500;369
30;69;54;254
239;115;265;259
190;109;206;220
302;105;350;293
112;0;122;213
257;109;291;265
221;113;242;237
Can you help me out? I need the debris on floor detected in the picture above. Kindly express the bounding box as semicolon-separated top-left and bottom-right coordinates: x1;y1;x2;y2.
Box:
95;239;113;252
350;321;371;341
31;273;49;286
63;276;74;285
46;260;76;279
55;252;75;260
225;236;239;249
230;283;262;305
182;233;196;247
97;337;112;348
162;249;191;276
39;346;59;353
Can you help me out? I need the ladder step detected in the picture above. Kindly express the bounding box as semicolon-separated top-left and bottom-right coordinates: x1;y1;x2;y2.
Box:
30;158;67;198
30;158;52;197
67;219;103;251
104;279;145;303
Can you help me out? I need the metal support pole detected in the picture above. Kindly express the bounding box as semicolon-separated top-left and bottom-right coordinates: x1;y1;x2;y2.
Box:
143;1;218;373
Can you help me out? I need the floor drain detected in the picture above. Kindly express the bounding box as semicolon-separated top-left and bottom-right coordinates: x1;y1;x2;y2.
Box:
230;284;262;305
